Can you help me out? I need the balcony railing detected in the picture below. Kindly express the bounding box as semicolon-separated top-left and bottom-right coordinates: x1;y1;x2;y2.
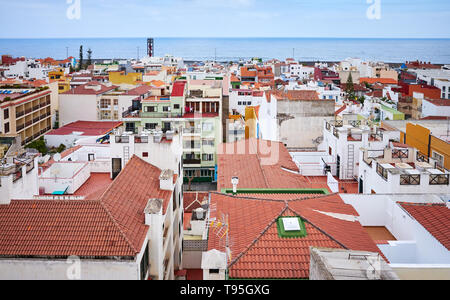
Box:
400;174;420;185
376;163;388;181
134;136;148;144
183;159;201;165
392;149;409;159
115;136;130;143
429;174;449;185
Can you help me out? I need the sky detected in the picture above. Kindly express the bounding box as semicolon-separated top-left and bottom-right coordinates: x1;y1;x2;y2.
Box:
0;0;450;38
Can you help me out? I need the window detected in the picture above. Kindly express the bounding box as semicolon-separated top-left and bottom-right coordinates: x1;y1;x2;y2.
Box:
202;140;215;147
238;101;242;106
88;154;95;161
202;154;214;161
432;151;444;169
146;106;156;112
163;106;170;112
145;123;157;130
4;108;9;120
100;99;110;109
209;269;220;274
142;152;149;158
4;122;10;134
114;99;118;106
140;245;150;280
174;104;180;110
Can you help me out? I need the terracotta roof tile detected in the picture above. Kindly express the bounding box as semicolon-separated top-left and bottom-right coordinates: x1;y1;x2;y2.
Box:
208;193;383;279
0;156;172;258
399;202;450;250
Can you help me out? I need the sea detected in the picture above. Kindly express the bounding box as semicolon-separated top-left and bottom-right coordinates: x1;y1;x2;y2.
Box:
1;38;450;64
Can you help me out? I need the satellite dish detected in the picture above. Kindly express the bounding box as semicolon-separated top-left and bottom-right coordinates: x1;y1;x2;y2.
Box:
53;153;62;162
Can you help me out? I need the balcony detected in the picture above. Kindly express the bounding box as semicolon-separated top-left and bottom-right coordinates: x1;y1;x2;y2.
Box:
115;136;130;143
183;128;202;135
429;174;449;185
134;136;148;144
400;174;420;185
183;159;201;165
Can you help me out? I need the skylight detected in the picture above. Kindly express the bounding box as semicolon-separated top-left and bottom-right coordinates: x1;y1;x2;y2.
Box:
282;218;301;231
277;217;307;239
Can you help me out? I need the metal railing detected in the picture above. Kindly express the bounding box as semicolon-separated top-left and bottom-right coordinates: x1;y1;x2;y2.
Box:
429;174;449;185
400;174;420;185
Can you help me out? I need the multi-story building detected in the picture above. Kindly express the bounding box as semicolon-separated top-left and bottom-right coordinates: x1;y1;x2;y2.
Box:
359;144;449;194
0;128;184;280
59;83;118;126
323;119;400;181
0;86;53;145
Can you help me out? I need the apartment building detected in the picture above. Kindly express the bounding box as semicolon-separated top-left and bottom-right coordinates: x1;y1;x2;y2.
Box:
0;127;184;280
0;86;53;145
359;144;449;195
59;83;118;126
323;119;400;181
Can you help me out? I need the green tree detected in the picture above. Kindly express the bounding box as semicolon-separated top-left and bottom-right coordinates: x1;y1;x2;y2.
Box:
87;48;93;68
26;137;48;155
78;45;84;71
345;73;355;100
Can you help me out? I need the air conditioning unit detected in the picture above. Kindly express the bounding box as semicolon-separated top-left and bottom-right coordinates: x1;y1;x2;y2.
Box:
154;131;163;143
165;130;174;141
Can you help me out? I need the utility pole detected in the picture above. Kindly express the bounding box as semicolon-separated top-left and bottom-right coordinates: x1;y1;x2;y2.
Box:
137;47;140;61
214;48;217;63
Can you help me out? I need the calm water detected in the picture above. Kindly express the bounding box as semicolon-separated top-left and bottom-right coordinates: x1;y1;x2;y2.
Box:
1;38;450;63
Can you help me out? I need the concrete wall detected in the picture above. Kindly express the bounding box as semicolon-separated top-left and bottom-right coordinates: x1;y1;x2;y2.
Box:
277;100;334;149
59;94;98;126
0;258;139;280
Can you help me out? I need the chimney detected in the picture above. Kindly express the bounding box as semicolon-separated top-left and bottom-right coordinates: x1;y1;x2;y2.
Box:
159;169;174;191
144;198;163;225
231;176;239;195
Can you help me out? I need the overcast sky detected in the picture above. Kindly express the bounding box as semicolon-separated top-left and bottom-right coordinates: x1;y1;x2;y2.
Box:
1;0;449;38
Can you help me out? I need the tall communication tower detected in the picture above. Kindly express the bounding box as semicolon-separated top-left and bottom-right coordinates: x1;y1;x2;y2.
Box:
147;38;154;57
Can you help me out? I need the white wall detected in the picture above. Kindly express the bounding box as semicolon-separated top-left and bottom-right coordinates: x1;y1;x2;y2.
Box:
0;258;139;280
59;94;98;126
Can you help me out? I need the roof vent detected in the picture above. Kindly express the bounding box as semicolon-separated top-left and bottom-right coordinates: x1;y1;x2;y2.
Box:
144;198;164;225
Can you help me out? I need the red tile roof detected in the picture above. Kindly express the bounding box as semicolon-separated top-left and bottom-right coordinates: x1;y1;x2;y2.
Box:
184;192;209;213
424;98;450;106
208;193;384;279
217;139;328;192
125;85;153;96
0;156;173;258
399;202;450;250
360;78;398;85
0;200;137;258
286;90;319;101
74;173;113;200
45;121;122;136
63;83;118;95
171;81;186;97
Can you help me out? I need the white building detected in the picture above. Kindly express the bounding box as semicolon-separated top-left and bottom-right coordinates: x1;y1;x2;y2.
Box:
0;129;184;280
341;193;450;280
359;144;449;195
322;119;400;180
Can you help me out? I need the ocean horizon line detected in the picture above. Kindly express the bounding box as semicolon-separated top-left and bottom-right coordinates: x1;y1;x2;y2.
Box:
1;37;450;40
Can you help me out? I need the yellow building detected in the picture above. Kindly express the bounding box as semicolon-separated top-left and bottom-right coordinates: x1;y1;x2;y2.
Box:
109;71;143;85
49;68;71;94
383;120;450;170
244;106;259;139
